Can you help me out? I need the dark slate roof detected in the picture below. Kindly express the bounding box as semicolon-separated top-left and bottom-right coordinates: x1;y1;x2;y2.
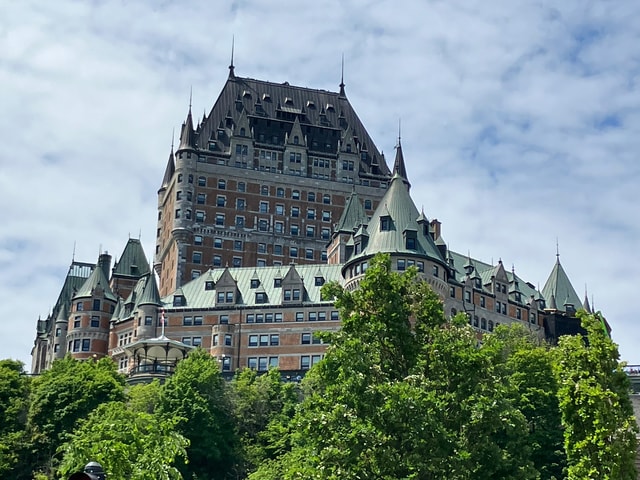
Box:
542;256;582;311
112;239;150;278
192;74;390;177
393;141;409;185
160;149;175;191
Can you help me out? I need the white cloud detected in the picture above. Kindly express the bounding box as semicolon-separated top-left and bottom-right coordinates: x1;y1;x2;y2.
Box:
1;0;638;367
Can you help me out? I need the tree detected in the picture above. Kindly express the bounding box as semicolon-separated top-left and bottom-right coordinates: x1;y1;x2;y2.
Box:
229;368;299;477
485;324;566;479
158;348;239;480
57;401;188;480
0;360;32;480
555;311;638;479
250;254;537;479
27;356;125;477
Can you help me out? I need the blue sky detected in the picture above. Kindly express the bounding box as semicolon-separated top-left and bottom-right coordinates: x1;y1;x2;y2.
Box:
1;0;639;367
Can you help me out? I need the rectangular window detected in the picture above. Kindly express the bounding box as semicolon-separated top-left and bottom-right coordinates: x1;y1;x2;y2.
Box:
183;316;193;326
306;249;314;260
270;334;279;346
198;176;206;186
290;225;299;236
222;357;231;371
269;356;279;368
275;204;284;215
308;311;317;321
296;312;304;322
193;337;202;347
397;259;406;271
258;357;268;371
318;311;327;321
257;243;267;254
73;339;81;352
192;252;202;264
306;226;315;238
293;289;301;301
480;296;486;308
213;334;219;346
234;240;243;251
291;206;299;217
237;181;245;192
91;316;100;327
307;208;315;220
195;211;205;222
274;221;284;234
331;311;339;321
194;316;203;325
290;247;298;258
275;312;283;322
301;333;311;344
323;194;330;204
301;355;310;369
144;316;152;326
249;335;258;347
235;216;245;227
215;214;224;226
232;257;242;267
194;235;203;245
260;201;269;213
220;315;229;325
74;317;81;328
215;195;224;207
81;339;91;351
248;357;257;369
213;255;222;266
226;291;234;302
55;327;61;337
224;334;232;346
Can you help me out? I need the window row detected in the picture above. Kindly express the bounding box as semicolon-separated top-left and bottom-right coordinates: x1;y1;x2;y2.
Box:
248;334;280;347
68;338;91;353
181;336;203;347
247;356;279;371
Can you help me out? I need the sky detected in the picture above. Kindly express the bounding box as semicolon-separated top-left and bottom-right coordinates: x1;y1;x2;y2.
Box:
1;0;639;368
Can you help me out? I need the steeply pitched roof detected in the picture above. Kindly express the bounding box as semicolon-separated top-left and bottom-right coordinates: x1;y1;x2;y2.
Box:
393;140;409;184
136;274;162;307
348;173;446;266
541;256;582;311
195;74;390;177
112;239;150;278
335;189;368;233
159;148;175;191
73;260;117;302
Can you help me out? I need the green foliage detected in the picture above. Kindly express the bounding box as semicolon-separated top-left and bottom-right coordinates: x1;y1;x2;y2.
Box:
555;311;638;480
58;401;188;480
127;379;163;414
159;348;238;480
251;254;538;479
27;356;125;477
485;325;566;479
230;368;299;477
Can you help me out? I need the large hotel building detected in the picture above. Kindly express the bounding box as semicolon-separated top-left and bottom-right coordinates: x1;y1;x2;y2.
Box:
31;62;595;380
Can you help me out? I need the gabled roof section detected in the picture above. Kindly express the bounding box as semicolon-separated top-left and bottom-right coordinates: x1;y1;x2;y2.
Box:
348;173;446;266
73;260;116;302
335;189;367;233
112;239;150;278
541;256;582;312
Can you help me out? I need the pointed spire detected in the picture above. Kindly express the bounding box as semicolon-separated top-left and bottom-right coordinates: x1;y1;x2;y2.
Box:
392;127;410;187
177;96;196;152
583;285;592;313
548;293;558;310
229;35;236;78
160;134;176;190
339;53;346;97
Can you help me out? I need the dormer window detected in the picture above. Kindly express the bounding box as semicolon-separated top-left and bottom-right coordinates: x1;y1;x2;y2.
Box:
256;292;267;304
262;93;271;102
326;103;334;111
380;216;391;231
173;295;185;307
315;276;325;286
293;135;299;145
274;278;282;288
474;278;481;289
243;90;251;98
250;279;260;288
205;281;214;291
306;100;315;108
284;97;293;105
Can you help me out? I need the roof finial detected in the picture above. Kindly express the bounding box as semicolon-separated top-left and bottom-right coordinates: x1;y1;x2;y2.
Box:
72;241;76;262
398;118;401;145
189;86;193;112
171;127;175;152
339;53;345;96
229;36;236;78
556;237;560;261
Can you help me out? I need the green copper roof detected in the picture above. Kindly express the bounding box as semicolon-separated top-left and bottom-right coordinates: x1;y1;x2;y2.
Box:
161;264;343;309
74;260;117;302
112;239;150;278
136;274;162;307
541;256;582;311
335;189;368;233
348;173;446;266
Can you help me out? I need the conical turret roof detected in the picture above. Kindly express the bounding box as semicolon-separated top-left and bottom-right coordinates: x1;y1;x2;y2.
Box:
112;239;150;278
393;139;409;186
137;273;162;307
177;107;196;151
348;172;446;266
335;188;368;233
541;256;582;312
